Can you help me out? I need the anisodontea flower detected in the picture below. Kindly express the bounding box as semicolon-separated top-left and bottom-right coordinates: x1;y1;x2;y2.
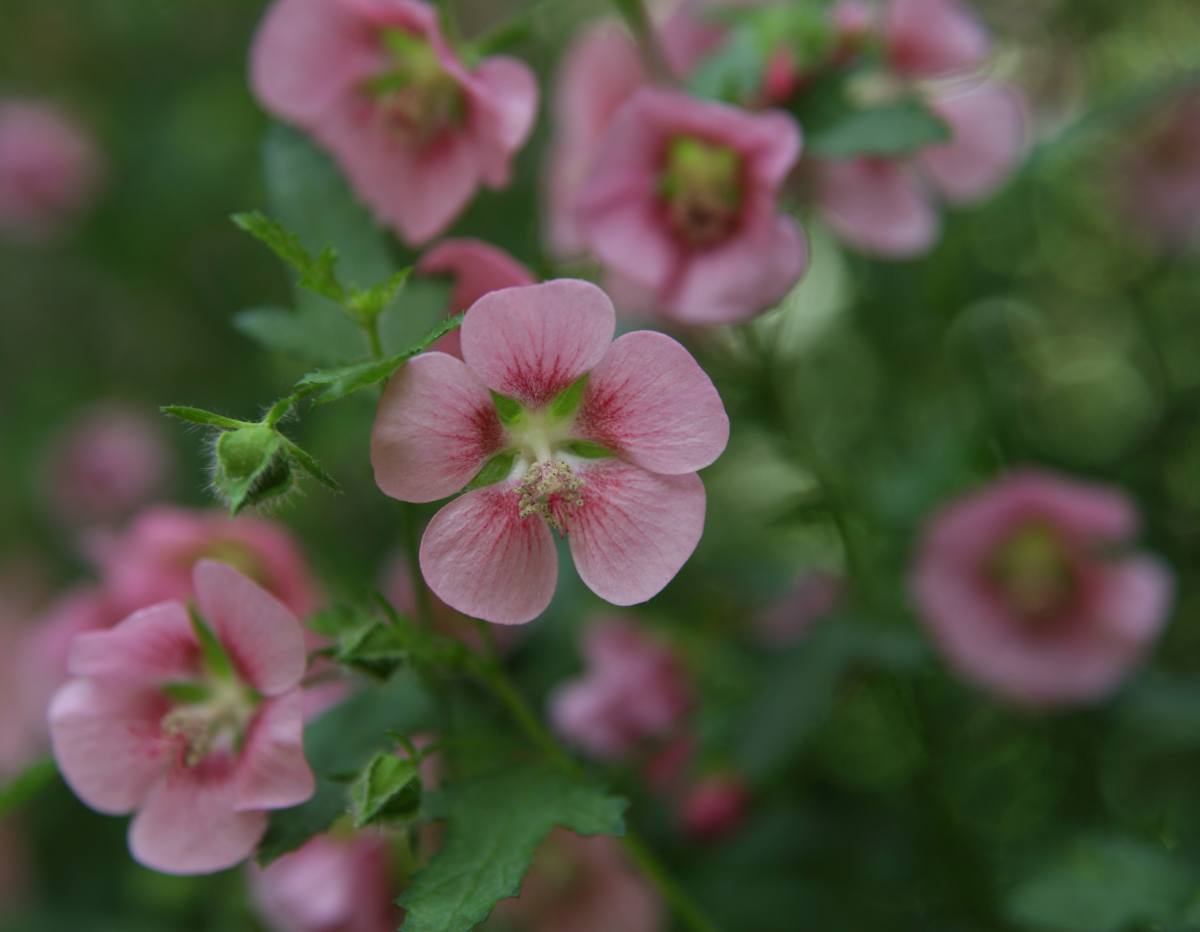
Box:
550;621;691;760
883;0;990;79
911;470;1173;707
48;560;315;874
679;773;751;841
251;0;537;245
371;279;729;625
576;89;807;324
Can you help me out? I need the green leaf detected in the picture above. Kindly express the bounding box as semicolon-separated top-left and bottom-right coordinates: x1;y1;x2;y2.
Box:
347;268;411;323
564;440;613;459
234;304;366;366
335;622;411;680
282;439;341;492
160;405;249;430
350;752;422;827
805;98;951;159
1005;835;1193;932
232;210;345;303
549;373;589;421
188;609;234;681
398;763;627;932
465;451;518;490
0;758;59;818
491;391;524;427
258;672;435;864
305;604;372;638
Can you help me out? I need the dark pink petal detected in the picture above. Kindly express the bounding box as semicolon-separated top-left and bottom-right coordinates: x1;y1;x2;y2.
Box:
815;158;939;258
67;601;199;684
48;679;168;815
460;280;616;408
193;560;307;697
371;351;503;502
920;81;1028;204
129;756;266;874
417;238;536;315
420;484;558;625
235;689;314;812
885;0;990;78
569;462;706;606
577;331;729;474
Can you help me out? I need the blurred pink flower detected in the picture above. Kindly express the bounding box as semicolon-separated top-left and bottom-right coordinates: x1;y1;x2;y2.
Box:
679;773;751;841
488;829;663;932
49;560;314;874
416;238;535;357
251;0;537;245
884;0;989;78
43;402;172;526
89;506;319;620
250;832;400;932
576;89;807;323
0;99;102;243
371;279;728;624
1119;89;1200;250
911;470;1173;706
550;620;691;760
755;570;844;647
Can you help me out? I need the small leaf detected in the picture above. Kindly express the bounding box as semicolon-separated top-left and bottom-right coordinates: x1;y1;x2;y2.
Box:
232;210;345;303
306;604;371;638
491;391;524;427
564;440;613;459
549;373;589;421
335;622;411;680
465;451;518;490
347;268;412;323
282;439;341;492
160;405;248;430
350;752;422;827
188;608;234;681
804;99;951;159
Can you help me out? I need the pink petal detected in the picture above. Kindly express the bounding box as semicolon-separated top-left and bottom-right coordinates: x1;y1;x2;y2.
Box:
815;158;939;258
417;238;536;314
67;601;199;684
577;331;729;474
885;0;990;78
569;461;706;606
48;679;169;815
920;81;1028;204
235;689;314;812
460;280;616;408
371;351;503;502
1097;557;1174;645
470;57;540;184
420;484;558;625
193;560;307;697
129;756;266;874
249;0;379;126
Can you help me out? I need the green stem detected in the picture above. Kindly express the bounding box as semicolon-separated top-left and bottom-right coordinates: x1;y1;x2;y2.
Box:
610;0;672;82
364;315;384;361
403;504;435;628
620;832;720;932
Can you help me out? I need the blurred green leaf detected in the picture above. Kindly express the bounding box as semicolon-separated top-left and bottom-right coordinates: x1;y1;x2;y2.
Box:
805;99;951;159
0;758;58;818
234;304;366;365
350;752;422;827
398;763;627;932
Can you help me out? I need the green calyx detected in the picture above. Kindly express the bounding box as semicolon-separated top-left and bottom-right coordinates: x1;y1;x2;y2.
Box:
660;136;745;247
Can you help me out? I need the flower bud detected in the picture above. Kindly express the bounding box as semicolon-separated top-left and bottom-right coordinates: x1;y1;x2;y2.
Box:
213;424;293;514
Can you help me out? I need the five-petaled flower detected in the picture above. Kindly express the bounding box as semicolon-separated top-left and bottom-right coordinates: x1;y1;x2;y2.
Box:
370;279;730;625
250;0;538;245
911;470;1173;706
48;560;314;874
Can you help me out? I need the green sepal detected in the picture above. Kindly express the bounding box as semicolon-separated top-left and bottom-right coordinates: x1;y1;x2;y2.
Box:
160;681;212;704
490;391;524;427
465;451;518;490
549;373;589;422
350;752;422;827
564;439;613;459
214;424;292;515
188;607;235;681
160;405;250;430
282;439;341;492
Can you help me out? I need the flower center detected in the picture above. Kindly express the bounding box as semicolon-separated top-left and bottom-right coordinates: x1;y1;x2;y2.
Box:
989;523;1076;621
660;136;744;248
517;460;584;536
362;29;464;143
160;678;256;768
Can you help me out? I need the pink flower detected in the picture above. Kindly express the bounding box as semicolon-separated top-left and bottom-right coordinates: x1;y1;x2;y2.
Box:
489;829;663;932
679;774;751;841
550;620;691;760
755;570;844;647
911;470;1173;706
251;0;537;245
371;279;729;624
576;89;807;323
1119;90;1200;250
89;506;319;620
43;402;172;526
545;5;724;257
0;99;102;243
416;238;535;357
250;832;400;932
883;0;989;78
48;560;315;874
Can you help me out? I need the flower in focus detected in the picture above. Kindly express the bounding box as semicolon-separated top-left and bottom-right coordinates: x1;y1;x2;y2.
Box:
250;0;537;245
550;620;691;760
0;99;103;243
679;773;751;841
250;832;400;932
576;89;807;323
371;279;729;624
42;402;172;526
49;560;314;874
911;470;1173;706
487;829;663;932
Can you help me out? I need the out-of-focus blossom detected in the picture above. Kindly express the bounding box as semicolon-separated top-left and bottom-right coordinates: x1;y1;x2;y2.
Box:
545;4;723;257
755;570;844;647
250;832;399;932
416;238;535;357
1119;89;1200;250
43;402;172;526
576;89;807;323
0;99;103;243
550;620;691;760
251;0;537;245
488;829;663;932
49;560;314;874
88;506;318;620
883;0;989;79
911;470;1173;706
371;280;729;624
679;773;751;841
